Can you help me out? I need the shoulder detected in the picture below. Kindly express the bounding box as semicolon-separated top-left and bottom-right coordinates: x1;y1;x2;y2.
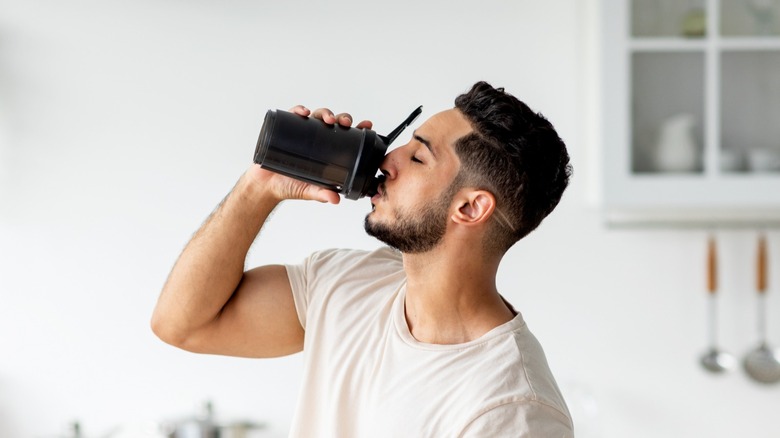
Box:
292;246;403;281
458;319;572;433
285;246;404;309
459;399;573;438
305;246;402;268
286;246;405;330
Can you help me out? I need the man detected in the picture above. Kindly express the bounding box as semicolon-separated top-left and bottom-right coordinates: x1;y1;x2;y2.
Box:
152;81;574;436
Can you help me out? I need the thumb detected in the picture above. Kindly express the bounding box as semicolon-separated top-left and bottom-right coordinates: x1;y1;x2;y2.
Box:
308;186;341;204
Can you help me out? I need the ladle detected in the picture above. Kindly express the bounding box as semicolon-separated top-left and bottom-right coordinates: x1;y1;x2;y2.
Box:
699;236;735;373
743;233;780;384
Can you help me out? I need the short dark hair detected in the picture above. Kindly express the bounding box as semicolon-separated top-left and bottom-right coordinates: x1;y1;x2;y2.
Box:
453;81;572;253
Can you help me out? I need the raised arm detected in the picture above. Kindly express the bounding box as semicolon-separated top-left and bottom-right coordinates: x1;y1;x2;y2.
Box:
151;106;372;358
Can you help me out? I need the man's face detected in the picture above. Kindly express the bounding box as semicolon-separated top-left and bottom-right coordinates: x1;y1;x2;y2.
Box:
364;108;473;253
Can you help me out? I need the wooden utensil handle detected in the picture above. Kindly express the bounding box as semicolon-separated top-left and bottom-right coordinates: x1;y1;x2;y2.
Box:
758;234;767;294
707;236;717;294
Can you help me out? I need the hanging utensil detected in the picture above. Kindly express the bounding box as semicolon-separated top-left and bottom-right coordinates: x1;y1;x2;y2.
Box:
743;233;780;384
699;235;735;373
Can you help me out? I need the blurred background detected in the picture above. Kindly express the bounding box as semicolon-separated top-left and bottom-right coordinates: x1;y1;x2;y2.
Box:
1;0;779;437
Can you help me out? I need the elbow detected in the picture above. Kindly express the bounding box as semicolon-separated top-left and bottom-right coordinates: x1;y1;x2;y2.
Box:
150;284;196;349
150;313;172;345
150;305;211;354
150;308;188;349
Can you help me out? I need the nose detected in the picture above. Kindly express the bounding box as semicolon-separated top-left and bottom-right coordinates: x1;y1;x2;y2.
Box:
378;147;401;181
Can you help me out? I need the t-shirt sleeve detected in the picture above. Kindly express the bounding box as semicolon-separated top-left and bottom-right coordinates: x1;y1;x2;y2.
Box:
284;253;313;330
284;248;353;331
459;400;574;438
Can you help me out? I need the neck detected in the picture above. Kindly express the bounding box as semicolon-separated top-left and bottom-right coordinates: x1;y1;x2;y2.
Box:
401;245;514;344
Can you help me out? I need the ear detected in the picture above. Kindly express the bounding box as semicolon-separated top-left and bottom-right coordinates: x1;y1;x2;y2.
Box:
452;189;496;226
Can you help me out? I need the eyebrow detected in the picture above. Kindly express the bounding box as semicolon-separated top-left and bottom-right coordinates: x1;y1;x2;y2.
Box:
413;130;436;158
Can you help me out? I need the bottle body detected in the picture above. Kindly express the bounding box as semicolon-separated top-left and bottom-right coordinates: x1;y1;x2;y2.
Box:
254;109;386;200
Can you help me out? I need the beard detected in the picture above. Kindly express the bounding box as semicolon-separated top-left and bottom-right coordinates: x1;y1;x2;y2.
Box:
364;181;458;254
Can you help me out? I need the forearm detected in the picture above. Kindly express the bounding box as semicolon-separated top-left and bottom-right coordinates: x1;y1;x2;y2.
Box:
152;166;280;342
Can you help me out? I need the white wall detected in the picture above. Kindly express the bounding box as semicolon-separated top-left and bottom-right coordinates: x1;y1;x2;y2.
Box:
1;1;778;437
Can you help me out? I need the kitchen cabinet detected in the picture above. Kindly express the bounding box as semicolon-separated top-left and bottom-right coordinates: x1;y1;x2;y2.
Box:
601;0;780;226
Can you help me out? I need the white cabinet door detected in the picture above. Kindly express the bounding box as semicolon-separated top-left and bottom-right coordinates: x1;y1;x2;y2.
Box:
601;0;780;226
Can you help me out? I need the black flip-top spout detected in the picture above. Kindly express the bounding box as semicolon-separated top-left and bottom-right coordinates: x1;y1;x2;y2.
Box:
379;105;423;146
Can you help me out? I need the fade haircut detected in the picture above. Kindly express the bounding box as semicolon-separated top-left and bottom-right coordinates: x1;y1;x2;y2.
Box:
453;81;572;253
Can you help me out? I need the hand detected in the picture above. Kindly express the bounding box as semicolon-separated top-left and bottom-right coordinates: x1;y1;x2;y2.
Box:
296;105;373;131
248;105;373;204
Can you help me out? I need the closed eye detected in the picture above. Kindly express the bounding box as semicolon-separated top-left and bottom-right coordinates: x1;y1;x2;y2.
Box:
411;156;424;164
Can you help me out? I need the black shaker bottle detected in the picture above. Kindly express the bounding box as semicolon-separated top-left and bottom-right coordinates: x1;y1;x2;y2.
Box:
253;105;422;200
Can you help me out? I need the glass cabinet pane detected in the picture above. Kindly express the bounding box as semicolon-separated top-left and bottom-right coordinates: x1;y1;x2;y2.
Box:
632;0;708;37
631;52;706;174
721;0;780;36
720;51;780;173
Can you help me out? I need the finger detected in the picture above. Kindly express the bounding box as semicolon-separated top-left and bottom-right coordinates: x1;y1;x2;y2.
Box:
289;105;310;116
355;120;373;130
311;108;336;125
334;112;353;127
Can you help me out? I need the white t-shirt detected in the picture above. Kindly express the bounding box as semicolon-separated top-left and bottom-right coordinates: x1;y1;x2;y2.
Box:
285;247;573;438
